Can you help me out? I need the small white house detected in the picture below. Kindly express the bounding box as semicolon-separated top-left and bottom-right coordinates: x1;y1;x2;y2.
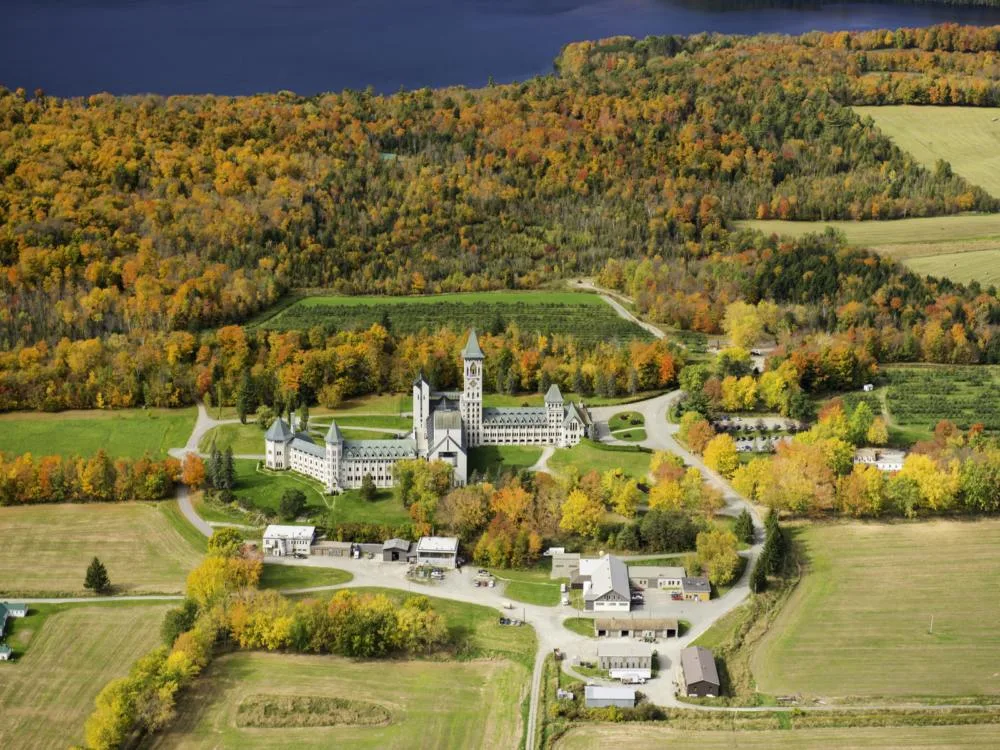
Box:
862;384;875;392
0;644;11;661
262;525;315;557
854;448;905;473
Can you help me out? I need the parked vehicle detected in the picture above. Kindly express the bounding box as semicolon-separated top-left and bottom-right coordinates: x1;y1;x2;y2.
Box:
671;592;683;601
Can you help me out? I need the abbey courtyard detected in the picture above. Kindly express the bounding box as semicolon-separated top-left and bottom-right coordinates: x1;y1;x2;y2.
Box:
263;329;595;491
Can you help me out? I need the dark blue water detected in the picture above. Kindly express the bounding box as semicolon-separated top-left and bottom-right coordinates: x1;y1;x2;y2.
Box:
5;0;1000;96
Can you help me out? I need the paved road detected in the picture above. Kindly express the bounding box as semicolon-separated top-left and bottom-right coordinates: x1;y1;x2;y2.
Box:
574;278;667;342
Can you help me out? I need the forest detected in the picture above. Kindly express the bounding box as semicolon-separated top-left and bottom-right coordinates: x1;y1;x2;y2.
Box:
2;25;1000;410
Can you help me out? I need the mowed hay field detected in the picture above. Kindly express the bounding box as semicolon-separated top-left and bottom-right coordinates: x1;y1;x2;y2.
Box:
150;651;528;750
0;603;171;749
752;520;1000;698
736;215;1000;286
555;724;1000;749
257;290;650;343
854;106;1000;198
0;502;204;596
0;407;196;458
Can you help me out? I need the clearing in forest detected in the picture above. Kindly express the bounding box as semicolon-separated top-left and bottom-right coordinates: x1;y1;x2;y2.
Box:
0;502;204;596
751;520;1000;698
0;603;172;749
256;290;650;344
736;214;1000;287
854;105;1000;198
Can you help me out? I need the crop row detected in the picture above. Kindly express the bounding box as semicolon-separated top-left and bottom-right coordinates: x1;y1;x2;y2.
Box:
262;300;652;343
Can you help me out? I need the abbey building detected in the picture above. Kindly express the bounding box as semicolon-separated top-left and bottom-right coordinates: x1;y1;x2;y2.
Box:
265;330;593;492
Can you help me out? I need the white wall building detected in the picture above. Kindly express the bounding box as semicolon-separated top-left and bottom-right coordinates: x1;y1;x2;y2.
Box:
265;329;592;492
262;525;315;557
581;555;631;613
854;447;906;472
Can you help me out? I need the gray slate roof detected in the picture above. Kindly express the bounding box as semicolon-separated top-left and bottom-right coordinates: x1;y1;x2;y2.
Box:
482;406;548;427
265;417;292;441
545;383;564;403
325;421;344;444
682;576;711;594
343;439;418;460
462;329;485;360
585;555;630;602
290;437;325;458
681;646;720;687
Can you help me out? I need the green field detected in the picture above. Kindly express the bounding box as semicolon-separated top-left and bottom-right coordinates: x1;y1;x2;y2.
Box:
152;651;527;750
555;724;1000;749
0;603;172;749
905;248;1000;287
468;445;544;477
153;591;534;749
324;488;409;526
491;565;562;606
0;407;196;458
855;105;1000;198
258;563;352;590
258;291;650;343
563;618;596;637
234;459;329;516
752;520;1000;698
548;440;651;480
0;502;204;596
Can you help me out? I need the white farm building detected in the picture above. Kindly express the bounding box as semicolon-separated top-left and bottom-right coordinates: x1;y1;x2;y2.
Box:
262;525;315;557
265;329;593;492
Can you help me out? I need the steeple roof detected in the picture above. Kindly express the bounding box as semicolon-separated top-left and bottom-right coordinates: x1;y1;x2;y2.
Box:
265;417;292;441
462;329;485;360
544;383;564;403
324;420;344;444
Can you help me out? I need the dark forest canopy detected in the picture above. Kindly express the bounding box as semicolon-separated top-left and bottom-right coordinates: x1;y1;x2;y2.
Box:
1;24;999;411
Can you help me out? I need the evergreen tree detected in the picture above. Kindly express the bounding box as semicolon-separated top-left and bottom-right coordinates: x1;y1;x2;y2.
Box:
572;365;585;396
734;508;755;544
222;447;236;491
360;473;377;502
297;402;309;432
209;443;222;490
84;556;111;595
539;370;551;395
750;558;767;594
627;368;639;396
279;488;307;520
235;370;255;425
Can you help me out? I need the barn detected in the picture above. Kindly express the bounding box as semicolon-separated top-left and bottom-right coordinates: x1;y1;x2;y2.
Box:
584;685;636;709
679;646;721;697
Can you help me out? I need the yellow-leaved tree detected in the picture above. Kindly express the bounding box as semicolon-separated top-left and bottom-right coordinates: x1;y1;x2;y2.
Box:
559;489;604;537
703;434;739;478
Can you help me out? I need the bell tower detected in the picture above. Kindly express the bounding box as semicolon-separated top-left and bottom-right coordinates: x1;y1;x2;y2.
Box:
460;329;484;446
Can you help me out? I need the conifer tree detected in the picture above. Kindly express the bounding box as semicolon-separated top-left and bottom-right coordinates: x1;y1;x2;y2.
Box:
84;556;111;595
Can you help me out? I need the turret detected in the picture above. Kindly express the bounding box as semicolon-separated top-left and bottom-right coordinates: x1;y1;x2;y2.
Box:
264;417;293;469
545;383;564;443
412;372;431;454
324;420;344;492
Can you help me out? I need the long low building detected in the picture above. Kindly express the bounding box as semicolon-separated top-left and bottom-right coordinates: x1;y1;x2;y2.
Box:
597;641;653;672
584;685;636;709
594;617;678;639
628;565;685;590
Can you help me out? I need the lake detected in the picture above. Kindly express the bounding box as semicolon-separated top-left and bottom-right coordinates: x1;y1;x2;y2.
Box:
5;0;1000;96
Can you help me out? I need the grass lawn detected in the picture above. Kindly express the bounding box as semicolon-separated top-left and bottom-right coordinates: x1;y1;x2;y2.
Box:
906;247;1000;287
554;724;1000;749
152;650;528;750
563;617;595;637
0;407;196;458
0;502;204;596
608;411;645;431
234;459;329;516
855;105;1000;197
548;440;651;480
324;488;409;525
0;602;172;749
612;428;647;442
468;445;543;476
492;566;563;607
752;520;1000;698
258;564;352;590
199;422;266;454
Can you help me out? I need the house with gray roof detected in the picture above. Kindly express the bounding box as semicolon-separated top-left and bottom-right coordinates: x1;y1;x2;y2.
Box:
584;685;636;708
581;555;631;613
679;646;721;697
